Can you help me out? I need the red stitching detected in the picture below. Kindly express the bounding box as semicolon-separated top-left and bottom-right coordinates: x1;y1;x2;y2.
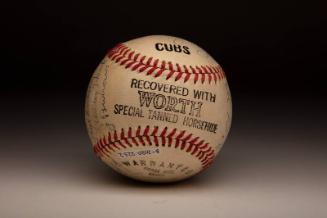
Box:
93;126;215;169
107;44;225;84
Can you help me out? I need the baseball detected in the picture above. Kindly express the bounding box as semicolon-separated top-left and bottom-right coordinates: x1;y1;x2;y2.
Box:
85;35;232;182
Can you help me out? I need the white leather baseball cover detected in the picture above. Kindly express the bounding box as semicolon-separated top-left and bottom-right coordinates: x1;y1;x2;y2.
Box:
85;35;232;182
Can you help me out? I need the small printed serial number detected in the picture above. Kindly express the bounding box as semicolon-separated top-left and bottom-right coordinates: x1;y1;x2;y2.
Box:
118;148;160;158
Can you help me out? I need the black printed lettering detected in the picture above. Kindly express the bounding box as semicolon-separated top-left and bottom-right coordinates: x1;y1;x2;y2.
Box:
183;46;191;55
154;43;191;55
164;43;173;51
155;43;164;51
173;44;182;53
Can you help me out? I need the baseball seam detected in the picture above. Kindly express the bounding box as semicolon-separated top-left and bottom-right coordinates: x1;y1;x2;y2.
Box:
107;44;225;84
94;125;215;169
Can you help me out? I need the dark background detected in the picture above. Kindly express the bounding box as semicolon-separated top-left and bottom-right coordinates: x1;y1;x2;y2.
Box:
1;1;326;96
1;1;326;217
